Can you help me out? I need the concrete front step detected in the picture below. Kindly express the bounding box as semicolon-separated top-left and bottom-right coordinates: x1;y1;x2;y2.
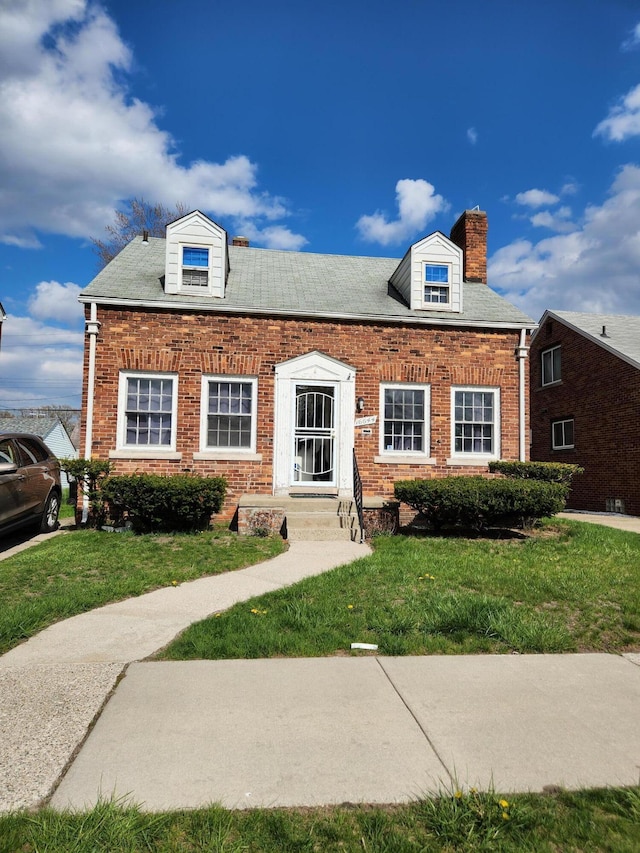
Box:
286;526;360;542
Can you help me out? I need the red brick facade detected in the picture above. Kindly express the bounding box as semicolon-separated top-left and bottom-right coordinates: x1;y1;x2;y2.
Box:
531;317;640;515
81;306;529;521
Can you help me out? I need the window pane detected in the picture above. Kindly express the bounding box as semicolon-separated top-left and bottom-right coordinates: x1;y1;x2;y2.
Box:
183;247;209;267
125;377;173;446
383;387;425;453
206;380;254;449
454;390;495;454
425;264;448;283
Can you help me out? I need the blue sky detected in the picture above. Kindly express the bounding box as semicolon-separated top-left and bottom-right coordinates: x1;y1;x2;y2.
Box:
1;0;640;411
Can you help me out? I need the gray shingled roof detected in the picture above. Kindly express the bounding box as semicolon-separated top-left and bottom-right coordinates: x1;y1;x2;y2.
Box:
80;236;534;329
0;416;59;437
541;310;640;369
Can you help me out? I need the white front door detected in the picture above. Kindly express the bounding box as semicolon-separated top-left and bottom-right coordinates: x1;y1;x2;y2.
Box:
292;383;337;487
273;351;356;496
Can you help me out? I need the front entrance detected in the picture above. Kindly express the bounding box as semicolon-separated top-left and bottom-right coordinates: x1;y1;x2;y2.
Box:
273;351;356;496
293;384;336;486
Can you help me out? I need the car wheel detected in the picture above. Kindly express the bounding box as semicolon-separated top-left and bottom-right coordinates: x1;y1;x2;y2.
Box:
40;491;60;533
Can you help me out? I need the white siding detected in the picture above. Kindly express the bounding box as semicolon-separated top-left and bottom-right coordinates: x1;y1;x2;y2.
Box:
43;424;77;488
164;211;227;297
390;232;463;314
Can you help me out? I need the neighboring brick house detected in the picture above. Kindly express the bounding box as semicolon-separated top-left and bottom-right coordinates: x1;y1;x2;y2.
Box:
530;310;640;516
78;208;534;528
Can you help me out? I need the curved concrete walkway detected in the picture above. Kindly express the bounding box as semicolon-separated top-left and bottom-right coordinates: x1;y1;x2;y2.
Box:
1;513;640;813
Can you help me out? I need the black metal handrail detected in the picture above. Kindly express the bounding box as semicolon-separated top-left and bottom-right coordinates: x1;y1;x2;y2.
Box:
353;448;365;543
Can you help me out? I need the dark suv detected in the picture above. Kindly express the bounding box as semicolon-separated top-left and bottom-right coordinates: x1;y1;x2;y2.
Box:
0;433;61;536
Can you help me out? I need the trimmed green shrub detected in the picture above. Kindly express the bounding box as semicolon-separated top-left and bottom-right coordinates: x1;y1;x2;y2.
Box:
101;473;227;533
394;476;566;532
489;460;583;485
59;457;113;527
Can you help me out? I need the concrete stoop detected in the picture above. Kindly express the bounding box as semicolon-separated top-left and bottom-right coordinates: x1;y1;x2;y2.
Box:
238;495;363;542
285;498;361;541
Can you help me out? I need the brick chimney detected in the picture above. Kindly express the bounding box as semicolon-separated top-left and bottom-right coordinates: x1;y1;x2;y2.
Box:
449;209;487;284
232;236;250;247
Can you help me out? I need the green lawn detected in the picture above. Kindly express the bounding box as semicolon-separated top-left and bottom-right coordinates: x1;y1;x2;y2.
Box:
2;786;639;852
160;520;640;660
0;527;285;654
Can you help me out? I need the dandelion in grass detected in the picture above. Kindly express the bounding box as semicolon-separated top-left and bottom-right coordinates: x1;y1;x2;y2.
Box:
347;604;354;610
499;799;509;808
171;580;179;586
454;790;463;799
502;811;510;820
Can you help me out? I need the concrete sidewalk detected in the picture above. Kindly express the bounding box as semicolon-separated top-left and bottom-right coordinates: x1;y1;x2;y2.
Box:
49;653;640;812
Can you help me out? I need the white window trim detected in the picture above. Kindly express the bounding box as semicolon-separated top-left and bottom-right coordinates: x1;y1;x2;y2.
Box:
551;418;574;450
541;345;561;386
448;385;500;465
422;261;452;309
199;375;258;457
179;243;212;293
378;383;431;461
116;370;178;455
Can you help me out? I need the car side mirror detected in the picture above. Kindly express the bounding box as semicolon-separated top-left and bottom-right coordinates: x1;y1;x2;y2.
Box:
0;461;18;474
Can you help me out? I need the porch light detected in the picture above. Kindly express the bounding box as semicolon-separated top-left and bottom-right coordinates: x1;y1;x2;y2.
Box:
357;397;365;412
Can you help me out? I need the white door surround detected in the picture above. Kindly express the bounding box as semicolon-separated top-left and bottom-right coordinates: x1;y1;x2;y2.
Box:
273;351;356;496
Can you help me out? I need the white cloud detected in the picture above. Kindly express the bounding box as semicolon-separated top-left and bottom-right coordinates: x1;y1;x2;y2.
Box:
356;179;448;246
232;222;308;251
0;314;83;409
515;189;561;208
0;1;303;248
622;22;640;51
467;127;478;145
529;206;574;232
28;281;84;324
489;164;640;320
594;82;640;142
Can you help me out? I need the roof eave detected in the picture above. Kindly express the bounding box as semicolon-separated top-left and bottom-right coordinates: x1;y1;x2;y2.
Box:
78;294;535;331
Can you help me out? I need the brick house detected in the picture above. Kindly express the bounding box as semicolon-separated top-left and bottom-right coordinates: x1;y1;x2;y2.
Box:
530;310;640;517
79;208;534;534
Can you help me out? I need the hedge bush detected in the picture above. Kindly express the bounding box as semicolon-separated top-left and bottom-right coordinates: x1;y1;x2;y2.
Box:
394;476;566;532
101;473;227;533
489;460;583;485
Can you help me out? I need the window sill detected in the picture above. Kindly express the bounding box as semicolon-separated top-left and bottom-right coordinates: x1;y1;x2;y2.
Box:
110;450;182;460
541;380;562;389
446;456;496;467
374;455;436;465
193;451;262;462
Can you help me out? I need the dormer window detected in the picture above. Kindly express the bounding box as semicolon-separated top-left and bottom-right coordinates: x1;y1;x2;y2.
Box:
424;263;451;305
182;247;209;288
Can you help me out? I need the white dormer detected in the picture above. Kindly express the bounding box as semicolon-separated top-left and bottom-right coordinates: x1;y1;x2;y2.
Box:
164;211;228;298
390;231;463;313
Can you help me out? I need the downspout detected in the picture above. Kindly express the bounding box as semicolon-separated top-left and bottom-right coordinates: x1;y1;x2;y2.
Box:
82;303;101;524
516;328;529;462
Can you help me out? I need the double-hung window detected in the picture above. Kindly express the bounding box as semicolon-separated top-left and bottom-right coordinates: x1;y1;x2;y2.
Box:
201;377;257;452
380;384;430;455
181;247;209;288
552;418;574;450
423;263;450;306
541;345;561;386
452;387;499;459
118;372;177;451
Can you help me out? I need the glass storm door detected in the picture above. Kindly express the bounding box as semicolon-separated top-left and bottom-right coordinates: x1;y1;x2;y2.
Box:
292;384;336;486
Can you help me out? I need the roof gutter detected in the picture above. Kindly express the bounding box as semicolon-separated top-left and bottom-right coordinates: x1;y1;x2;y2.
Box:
78;295;536;332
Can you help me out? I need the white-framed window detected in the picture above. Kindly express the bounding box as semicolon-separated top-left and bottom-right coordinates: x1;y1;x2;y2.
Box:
380;384;430;455
181;246;209;289
200;376;257;452
451;386;500;459
541;345;561;386
423;262;451;306
117;372;178;451
552;418;574;450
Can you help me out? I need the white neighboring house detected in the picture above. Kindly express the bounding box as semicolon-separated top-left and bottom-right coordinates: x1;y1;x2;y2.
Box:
0;416;78;488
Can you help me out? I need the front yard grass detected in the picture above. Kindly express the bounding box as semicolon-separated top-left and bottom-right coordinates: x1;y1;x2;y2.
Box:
160;520;640;660
0;528;284;655
2;786;640;852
